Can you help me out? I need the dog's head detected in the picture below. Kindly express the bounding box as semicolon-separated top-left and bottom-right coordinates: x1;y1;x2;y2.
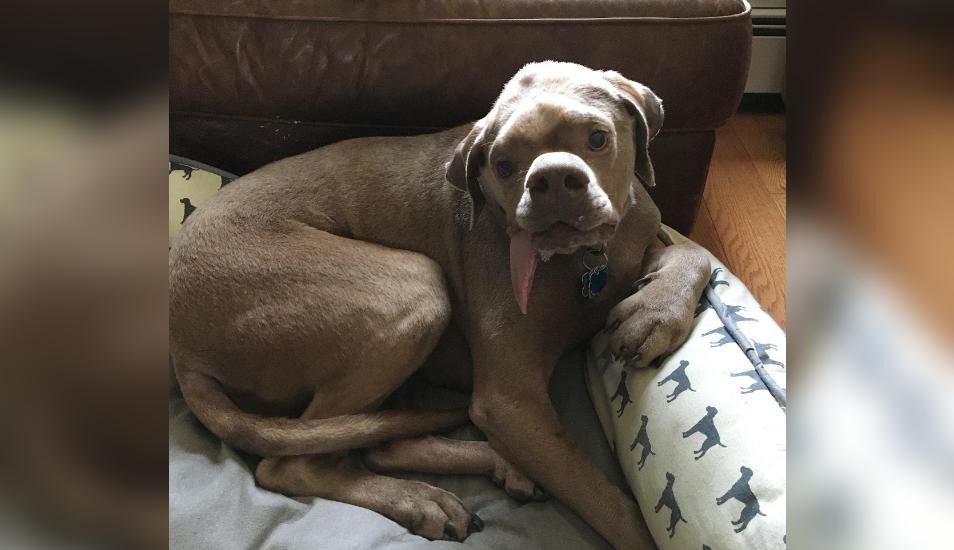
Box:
641;414;649;422
446;61;662;252
665;472;675;483
706;406;718;415
739;466;753;478
446;62;663;313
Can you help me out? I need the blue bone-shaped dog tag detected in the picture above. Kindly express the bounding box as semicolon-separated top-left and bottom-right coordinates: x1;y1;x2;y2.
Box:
581;264;608;298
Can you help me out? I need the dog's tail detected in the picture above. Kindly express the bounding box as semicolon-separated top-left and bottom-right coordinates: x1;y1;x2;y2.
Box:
176;367;469;457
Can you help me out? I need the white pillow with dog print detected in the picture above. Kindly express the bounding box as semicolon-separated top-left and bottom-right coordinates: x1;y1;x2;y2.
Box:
586;226;786;550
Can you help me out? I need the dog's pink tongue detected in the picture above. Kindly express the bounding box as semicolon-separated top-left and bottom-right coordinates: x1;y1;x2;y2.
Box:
509;230;538;315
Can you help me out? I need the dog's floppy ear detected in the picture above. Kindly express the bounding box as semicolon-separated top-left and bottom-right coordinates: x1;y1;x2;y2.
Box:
445;121;487;229
602;71;664;190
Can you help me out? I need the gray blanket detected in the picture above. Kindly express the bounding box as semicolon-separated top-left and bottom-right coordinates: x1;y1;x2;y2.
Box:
169;348;631;550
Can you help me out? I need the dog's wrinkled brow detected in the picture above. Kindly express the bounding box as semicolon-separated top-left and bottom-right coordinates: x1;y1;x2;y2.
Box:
498;94;610;138
577;85;623;111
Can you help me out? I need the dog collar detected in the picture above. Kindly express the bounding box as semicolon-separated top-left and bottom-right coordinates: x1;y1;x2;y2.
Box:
580;244;609;298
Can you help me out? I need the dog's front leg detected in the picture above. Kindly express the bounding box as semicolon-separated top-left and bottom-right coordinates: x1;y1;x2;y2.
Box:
469;346;655;550
606;241;710;369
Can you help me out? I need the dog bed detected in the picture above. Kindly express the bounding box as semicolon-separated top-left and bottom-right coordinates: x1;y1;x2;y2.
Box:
169;158;785;549
586;227;787;550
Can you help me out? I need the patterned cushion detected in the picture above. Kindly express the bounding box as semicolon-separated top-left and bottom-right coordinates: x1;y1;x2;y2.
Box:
168;156;236;247
586;227;787;550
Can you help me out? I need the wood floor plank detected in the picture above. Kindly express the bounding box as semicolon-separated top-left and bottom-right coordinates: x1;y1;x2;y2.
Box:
688;201;728;263
771;192;786;222
702;119;787;328
731;113;787;195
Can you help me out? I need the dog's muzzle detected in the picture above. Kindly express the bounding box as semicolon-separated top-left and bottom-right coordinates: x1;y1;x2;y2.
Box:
515;152;617;250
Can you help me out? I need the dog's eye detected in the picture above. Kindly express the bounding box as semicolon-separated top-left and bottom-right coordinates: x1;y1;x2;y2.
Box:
496;160;514;178
588;131;607;150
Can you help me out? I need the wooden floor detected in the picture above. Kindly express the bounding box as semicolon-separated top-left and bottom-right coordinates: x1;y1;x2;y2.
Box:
689;110;786;328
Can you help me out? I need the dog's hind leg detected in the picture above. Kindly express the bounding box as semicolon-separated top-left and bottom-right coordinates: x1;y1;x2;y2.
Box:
175;223;481;539
173;225;460;456
364;435;545;502
254;382;482;541
256;453;481;541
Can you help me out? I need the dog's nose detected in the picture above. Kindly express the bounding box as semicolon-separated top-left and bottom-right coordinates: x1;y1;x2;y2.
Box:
527;170;588;194
526;153;591;197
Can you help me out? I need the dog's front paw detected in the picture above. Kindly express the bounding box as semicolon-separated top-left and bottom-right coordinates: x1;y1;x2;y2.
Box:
605;273;694;369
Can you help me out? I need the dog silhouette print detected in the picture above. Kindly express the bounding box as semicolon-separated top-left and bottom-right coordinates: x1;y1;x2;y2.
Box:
730;370;767;394
629;415;656;471
682;406;727;460
180;198;196;223
170;161;194;180
703;326;734;348
754;341;785;368
655;472;687;538
716;466;766;533
610;370;632;418
657;360;695;403
723;304;757;324
695;268;729;317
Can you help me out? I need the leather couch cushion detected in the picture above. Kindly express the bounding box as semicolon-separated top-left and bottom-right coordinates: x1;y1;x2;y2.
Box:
169;0;751;130
171;0;747;21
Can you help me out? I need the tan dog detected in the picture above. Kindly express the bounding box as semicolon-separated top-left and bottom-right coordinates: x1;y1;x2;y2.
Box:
170;62;710;549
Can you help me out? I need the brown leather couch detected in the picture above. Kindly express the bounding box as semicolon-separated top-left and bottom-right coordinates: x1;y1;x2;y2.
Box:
169;0;751;233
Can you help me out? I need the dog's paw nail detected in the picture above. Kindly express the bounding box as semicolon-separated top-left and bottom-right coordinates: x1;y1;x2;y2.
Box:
532;486;547;500
606;319;622;333
632;274;654;291
620;348;638;361
623;353;643;370
469;514;484;533
443;524;459;540
616;346;628;361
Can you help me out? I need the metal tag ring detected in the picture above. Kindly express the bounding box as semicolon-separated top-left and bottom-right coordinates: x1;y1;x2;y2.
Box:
582;246;608;271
